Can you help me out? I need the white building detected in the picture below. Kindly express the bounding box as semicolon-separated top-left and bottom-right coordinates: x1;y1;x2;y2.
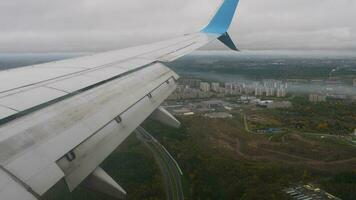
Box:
254;87;264;96
200;82;210;92
265;88;275;97
217;87;225;94
244;86;254;95
225;83;242;95
225;83;234;94
276;88;287;97
234;84;243;94
211;82;220;92
284;82;288;89
257;100;274;107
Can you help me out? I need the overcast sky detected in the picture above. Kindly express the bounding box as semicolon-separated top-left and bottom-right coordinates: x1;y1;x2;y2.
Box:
0;0;355;53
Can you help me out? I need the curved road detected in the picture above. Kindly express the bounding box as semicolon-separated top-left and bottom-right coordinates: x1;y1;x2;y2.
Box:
135;126;184;200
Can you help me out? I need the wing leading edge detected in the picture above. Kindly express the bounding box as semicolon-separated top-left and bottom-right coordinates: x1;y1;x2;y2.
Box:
0;0;240;199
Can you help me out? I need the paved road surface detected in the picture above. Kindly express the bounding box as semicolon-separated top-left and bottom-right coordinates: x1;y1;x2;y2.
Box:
135;126;184;200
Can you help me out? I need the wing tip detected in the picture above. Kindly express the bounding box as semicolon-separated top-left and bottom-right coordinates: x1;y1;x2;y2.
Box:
201;0;240;34
218;32;240;51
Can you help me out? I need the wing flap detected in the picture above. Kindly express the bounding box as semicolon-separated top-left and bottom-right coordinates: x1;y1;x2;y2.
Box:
0;63;178;195
57;64;177;191
0;168;37;200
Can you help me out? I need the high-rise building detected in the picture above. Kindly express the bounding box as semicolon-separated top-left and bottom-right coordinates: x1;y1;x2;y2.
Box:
179;78;201;88
265;88;275;97
218;87;225;94
200;82;210;92
225;83;234;94
276;88;287;97
244;87;254;95
225;83;242;95
234;84;243;94
254;87;264;96
353;79;356;87
263;79;280;88
211;82;220;92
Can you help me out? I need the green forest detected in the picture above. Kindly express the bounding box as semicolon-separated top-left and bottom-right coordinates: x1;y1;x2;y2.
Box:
46;114;356;200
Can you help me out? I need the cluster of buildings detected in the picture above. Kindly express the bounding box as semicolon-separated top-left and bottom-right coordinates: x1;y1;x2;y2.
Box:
168;78;288;100
168;78;356;102
169;84;212;100
218;79;288;97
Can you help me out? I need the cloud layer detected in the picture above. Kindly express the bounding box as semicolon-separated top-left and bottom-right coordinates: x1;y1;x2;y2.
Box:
0;0;355;52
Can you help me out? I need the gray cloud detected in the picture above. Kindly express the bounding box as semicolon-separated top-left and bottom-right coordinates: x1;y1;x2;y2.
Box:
0;0;355;53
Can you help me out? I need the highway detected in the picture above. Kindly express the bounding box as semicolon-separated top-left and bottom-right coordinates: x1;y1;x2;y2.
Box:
135;126;184;200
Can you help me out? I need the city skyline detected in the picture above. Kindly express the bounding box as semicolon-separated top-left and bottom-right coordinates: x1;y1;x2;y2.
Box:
170;77;356;101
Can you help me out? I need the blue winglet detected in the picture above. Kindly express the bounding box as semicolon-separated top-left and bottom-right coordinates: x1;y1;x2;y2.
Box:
218;32;239;51
201;0;240;34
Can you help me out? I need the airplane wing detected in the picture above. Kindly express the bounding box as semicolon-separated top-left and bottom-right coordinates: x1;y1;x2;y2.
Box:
0;0;239;199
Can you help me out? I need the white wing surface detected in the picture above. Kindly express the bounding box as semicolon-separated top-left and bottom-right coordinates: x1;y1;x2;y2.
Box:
0;0;240;199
